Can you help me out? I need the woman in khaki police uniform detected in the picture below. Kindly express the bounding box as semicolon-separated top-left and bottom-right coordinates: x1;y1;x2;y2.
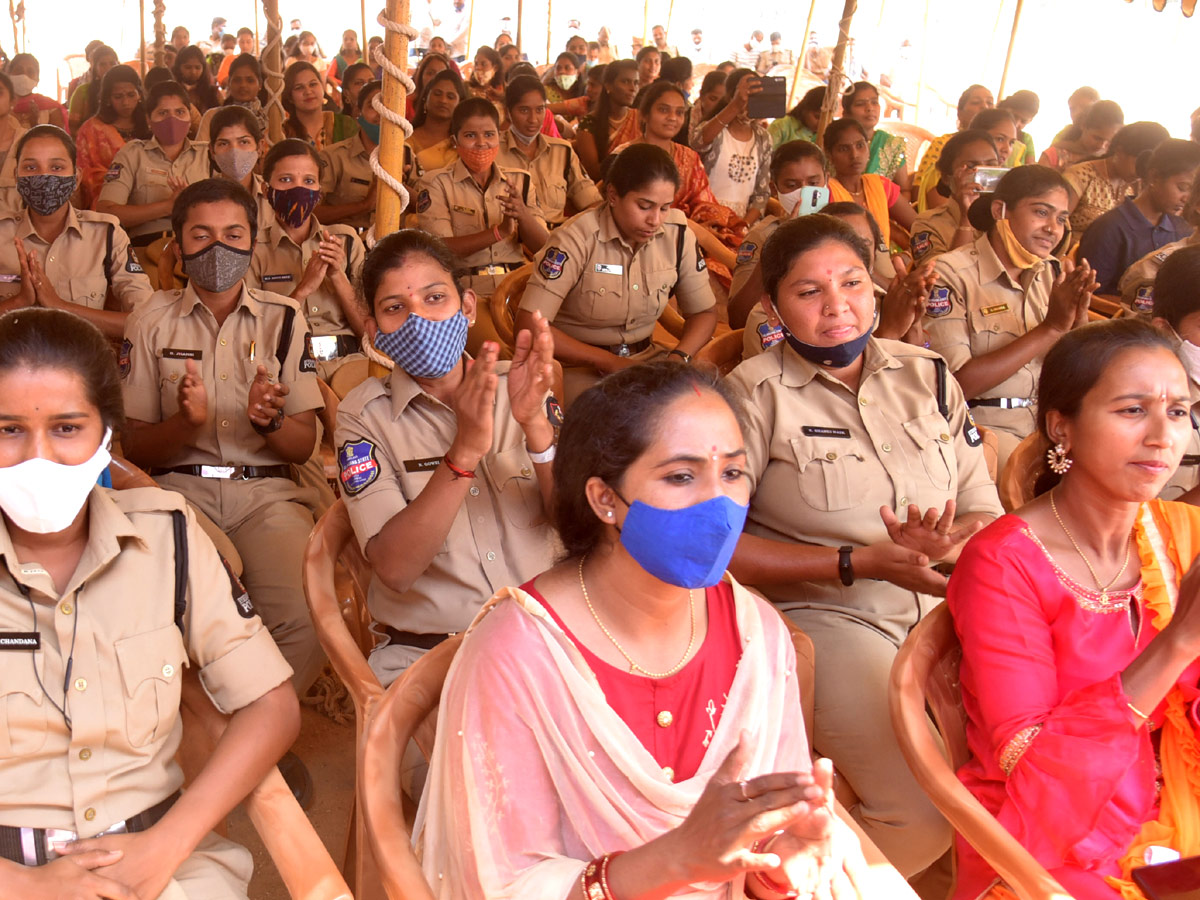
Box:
417;96;548;345
923;165;1098;470
335;229;559;685
315;80;381;232
726;214;1004;881
908;129;999;268
515;144;717;404
245;139;366;382
0;126;153;340
120;179;326;694
206;106;273;233
498;74;600;226
96;81;210;275
0;307;298;900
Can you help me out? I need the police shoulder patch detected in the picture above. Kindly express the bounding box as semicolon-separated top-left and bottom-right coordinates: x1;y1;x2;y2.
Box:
223;556;255;618
696;252;707;272
338;439;380;495
911;231;932;258
118;338;132;379
125;248;144;274
104;163;122;182
545;395;565;427
539;246;568;280
757;321;784;350
735;241;757;266
963;410;983;448
1134;285;1155;313
926;286;952;317
298;335;317;373
416;189;431;213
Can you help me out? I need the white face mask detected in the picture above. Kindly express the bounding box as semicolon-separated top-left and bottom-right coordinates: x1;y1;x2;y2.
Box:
10;74;35;97
778;187;805;216
1176;329;1200;383
0;428;111;533
556;73;577;90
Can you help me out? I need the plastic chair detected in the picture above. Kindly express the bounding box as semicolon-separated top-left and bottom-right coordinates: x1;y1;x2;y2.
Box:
998;432;1045;513
877;121;936;174
977;425;1000;485
362;627;917;900
1090;294;1126;319
889;604;1074;900
695;329;745;376
303;499;386;899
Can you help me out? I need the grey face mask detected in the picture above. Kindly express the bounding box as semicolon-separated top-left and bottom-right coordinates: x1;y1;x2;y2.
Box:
182;241;252;293
212;147;259;181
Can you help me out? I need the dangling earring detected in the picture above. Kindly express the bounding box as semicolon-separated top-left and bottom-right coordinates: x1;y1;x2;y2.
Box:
1046;443;1072;475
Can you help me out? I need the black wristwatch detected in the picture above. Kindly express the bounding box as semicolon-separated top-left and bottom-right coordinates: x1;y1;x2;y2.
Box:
667;348;692;363
252;407;285;436
837;545;855;586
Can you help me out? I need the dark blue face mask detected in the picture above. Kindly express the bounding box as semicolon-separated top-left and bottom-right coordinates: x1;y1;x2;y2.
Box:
780;318;874;369
612;490;748;589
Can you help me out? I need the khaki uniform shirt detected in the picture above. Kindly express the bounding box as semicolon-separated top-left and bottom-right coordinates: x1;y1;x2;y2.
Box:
0;206;153;310
1117;232;1200;317
520;205;714;346
246;217;365;338
97;137;212;239
318;134;374;231
497;130;601;225
0;117;27;217
909;200;976;268
923;233;1054;442
122;284;323;468
0;487;292;833
334;363;558;635
727;339;1003;637
416;159;544;295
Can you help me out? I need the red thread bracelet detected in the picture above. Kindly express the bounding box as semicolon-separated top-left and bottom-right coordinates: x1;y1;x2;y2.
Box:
443;454;477;479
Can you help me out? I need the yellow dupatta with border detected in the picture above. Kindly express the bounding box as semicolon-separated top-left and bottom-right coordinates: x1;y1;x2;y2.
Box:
829;174;891;248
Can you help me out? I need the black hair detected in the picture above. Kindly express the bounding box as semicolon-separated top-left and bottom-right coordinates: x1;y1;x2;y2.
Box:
171;178;258;245
225;55;267;107
1109;121;1169;161
661;55;692;84
471;46;503;89
505;62;540;86
505;74;546;110
699;69;726;99
935;129;999;179
969;107;1016;135
261;137;322;182
412;68;465;128
770;139;825;181
635;45;660;63
412;51;452;103
146;79;191;116
360;228;464;316
760;214;871;302
998;89;1039;118
1082;99;1124;133
339;62;373;115
967;164;1070;232
822;117;868;154
15;124;77;170
786;85;825;124
1034;318;1178;495
840;80;878;115
1139;138;1200;183
450;96;500;135
553;361;745;558
712;67;755;118
282;61;325;139
607;143;679;195
1151;245;1200;329
0;308;124;430
143;67;175;94
956;84;991;117
172;45;220;112
357;80;383;121
83;45;118;119
96;65;150;138
638;80;686;130
208;105;263;168
499;43;521;60
589;60;638;154
822;200;884;253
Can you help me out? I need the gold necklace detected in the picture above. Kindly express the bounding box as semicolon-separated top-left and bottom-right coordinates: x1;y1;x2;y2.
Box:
577;556;696;678
1050;490;1133;603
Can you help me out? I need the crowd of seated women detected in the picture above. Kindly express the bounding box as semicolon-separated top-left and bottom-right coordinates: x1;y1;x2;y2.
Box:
2;24;1200;900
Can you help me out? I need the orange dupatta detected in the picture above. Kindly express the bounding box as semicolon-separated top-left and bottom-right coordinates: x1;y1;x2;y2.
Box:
1106;500;1200;899
829;174;891;248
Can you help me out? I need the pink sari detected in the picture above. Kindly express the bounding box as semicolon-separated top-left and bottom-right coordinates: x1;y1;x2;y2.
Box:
416;575;810;899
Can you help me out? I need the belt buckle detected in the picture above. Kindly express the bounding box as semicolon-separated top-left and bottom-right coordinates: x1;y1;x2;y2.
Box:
308;335;341;361
38;827;78;862
200;465;235;479
483;264;506;276
616;344;631;358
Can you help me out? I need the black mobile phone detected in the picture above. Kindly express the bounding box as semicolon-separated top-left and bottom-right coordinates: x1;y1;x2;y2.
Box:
1133;856;1200;900
746;76;786;120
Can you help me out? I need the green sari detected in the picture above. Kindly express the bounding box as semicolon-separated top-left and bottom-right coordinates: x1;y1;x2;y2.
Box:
866;129;907;180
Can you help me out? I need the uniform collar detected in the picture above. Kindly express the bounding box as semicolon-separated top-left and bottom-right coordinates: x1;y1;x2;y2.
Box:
596;204;659;251
0;488;146;602
147;134;193;157
451;157;501;186
386;356;469;418
260;214;312;250
974;231;1048;288
178;282;263;318
17;204;85;240
502;128;546;156
777;336;902;389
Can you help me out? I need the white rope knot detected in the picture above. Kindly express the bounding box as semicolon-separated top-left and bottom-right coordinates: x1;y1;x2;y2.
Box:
261;13;287;120
368;8;419;224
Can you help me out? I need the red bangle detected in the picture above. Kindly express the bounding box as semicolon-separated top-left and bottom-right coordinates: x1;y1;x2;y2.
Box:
443;454;477;479
748;833;798;899
581;851;625;900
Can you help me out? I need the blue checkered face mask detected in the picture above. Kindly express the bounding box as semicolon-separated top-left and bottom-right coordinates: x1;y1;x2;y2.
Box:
373;310;470;378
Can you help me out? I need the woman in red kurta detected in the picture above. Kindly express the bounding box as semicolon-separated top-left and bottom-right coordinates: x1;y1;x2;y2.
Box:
948;318;1200;900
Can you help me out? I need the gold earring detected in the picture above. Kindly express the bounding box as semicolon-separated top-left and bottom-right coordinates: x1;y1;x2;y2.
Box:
1046;443;1072;475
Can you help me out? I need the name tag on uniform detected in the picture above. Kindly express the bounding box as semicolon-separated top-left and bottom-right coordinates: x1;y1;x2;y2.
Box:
594;263;623;275
981;303;1010;316
0;273;19;282
148;167;168;177
0;632;40;650
1182;454;1200;467
162;348;203;360
403;456;443;473
262;274;293;283
350;177;370;186
802;426;852;439
452;204;476;215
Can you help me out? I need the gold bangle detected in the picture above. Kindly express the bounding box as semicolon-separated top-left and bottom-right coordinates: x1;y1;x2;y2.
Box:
1128;700;1150;721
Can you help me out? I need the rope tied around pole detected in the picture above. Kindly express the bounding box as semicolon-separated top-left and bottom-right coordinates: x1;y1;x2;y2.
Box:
370;8;418;209
260;9;287;128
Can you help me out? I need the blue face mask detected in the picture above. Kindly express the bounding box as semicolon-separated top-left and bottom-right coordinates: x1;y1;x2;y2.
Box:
613;491;748;589
357;115;380;144
781;320;874;369
373;310;469;378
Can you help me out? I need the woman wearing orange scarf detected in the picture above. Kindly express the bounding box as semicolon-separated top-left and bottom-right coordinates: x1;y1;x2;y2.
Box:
948;318;1200;899
825;118;916;251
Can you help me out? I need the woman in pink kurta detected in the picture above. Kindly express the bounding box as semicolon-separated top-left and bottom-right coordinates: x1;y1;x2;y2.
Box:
948;318;1200;900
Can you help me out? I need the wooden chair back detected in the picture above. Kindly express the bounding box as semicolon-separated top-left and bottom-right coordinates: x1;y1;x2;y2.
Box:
998;432;1045;513
330;358;372;401
489;263;535;349
694;329;745;375
889;605;1074;899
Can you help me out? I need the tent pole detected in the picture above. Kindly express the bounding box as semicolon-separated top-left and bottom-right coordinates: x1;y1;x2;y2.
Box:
516;0;523;53
788;0;819;108
361;0;368;62
262;0;284;143
465;0;475;59
254;1;259;58
817;0;858;145
998;0;1024;99
139;0;147;76
153;0;165;68
376;0;412;236
545;0;552;66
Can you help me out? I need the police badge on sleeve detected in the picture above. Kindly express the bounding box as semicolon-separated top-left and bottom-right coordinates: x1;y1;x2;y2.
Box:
338;440;380;495
926;286;952;317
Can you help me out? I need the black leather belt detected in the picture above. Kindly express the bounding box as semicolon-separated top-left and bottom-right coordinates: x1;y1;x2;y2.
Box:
150;464;292;480
967;397;1033;409
603;338;652;357
466;263;520;276
129;230;171;247
308;333;360;361
383;625;453;651
0;791;180;866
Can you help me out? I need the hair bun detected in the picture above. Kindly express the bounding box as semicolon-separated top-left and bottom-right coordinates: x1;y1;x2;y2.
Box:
967;191;997;232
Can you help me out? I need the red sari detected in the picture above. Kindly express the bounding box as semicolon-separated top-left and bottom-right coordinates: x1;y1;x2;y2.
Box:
75;117;130;209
